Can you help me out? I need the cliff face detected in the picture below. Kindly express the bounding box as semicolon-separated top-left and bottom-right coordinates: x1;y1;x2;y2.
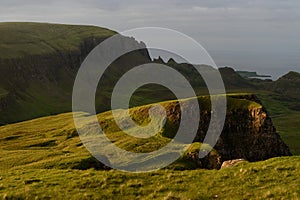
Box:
92;94;291;170
0;37;102;124
152;95;291;166
0;23;151;124
217;97;291;161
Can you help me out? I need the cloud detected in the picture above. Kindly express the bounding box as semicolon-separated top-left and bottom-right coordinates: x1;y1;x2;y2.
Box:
0;0;299;77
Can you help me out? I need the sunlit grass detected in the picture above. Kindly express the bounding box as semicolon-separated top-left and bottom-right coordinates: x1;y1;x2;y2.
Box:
1;156;299;199
0;94;299;199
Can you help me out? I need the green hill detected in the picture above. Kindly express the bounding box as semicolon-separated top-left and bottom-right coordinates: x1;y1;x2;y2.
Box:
2;22;298;127
0;22;152;124
0;22;299;155
0;22;116;59
0;94;290;170
0;95;298;199
269;71;300;101
0;22;299;200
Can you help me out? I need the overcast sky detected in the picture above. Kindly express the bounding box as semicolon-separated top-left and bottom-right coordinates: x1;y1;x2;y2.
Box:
1;0;299;78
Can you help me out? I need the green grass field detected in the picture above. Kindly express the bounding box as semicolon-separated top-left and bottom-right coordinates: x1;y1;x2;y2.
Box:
257;92;300;155
0;95;299;199
1;156;299;200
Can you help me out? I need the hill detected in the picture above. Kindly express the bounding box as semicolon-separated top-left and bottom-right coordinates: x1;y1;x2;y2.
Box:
2;22;298;126
0;22;299;155
0;22;255;125
0;94;298;199
0;22;299;199
0;22;117;59
0;22;151;124
0;94;290;170
268;71;300;101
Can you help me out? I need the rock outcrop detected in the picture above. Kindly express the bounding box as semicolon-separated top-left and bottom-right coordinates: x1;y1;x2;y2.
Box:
138;95;292;169
221;159;247;169
215;95;292;162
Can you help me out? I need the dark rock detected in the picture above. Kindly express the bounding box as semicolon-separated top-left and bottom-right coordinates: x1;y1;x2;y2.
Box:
161;95;292;169
71;156;110;170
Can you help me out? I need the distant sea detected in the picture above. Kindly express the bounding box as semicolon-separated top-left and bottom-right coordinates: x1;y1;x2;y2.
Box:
210;50;300;80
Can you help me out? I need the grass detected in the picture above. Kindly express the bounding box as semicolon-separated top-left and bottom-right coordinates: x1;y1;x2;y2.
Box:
0;22;116;59
0;22;157;125
272;112;300;155
0;87;7;98
0;95;299;199
0;22;119;125
0;22;298;199
0;156;299;199
0;94;291;171
256;92;300;155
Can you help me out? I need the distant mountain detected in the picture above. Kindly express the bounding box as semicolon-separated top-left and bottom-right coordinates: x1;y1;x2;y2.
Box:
272;71;300;95
266;71;300;110
219;67;256;90
0;22;299;125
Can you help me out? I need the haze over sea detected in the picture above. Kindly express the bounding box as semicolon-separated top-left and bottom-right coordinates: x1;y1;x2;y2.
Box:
211;50;300;80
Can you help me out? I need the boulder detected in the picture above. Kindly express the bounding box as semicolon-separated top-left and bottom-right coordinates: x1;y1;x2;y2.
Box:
221;159;247;169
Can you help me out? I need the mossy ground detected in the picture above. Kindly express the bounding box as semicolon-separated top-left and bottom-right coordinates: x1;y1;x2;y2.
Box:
0;95;299;199
1;156;299;199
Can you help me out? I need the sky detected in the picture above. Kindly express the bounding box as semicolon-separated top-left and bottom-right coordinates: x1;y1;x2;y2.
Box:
0;0;300;79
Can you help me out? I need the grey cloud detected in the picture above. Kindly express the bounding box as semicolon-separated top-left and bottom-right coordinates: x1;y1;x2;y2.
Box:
75;0;300;10
0;0;299;77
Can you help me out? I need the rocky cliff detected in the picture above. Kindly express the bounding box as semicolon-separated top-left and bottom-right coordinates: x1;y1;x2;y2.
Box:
216;95;291;161
0;93;291;171
87;94;292;170
125;95;291;169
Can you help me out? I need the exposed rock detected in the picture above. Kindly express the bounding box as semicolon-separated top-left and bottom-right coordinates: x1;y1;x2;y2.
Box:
215;95;292;161
170;142;222;170
155;95;292;169
185;143;222;169
221;159;247;169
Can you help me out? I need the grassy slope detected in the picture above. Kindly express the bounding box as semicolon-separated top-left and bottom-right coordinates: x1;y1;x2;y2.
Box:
0;96;262;169
0;22;298;198
256;92;300;155
0;22;116;59
250;71;300;155
2;157;300;200
0;22;119;124
0;95;299;199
